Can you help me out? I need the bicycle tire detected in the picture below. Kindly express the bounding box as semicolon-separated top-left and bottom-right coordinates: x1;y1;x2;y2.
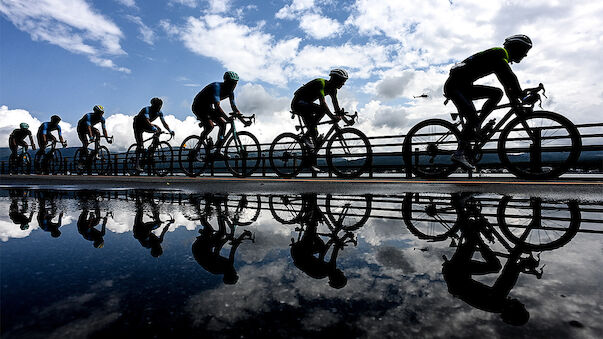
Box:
92;146;112;175
497;111;581;179
178;135;207;177
34;151;44;174
21;153;31;174
326;128;372;178
224;131;261;177
403;119;461;179
269;194;305;224
226;194;262;226
269;133;307;178
48;150;63;175
150;141;173;177
497;196;581;251
74;148;88;175
401;192;460;241
125;144;142;176
325;194;372;231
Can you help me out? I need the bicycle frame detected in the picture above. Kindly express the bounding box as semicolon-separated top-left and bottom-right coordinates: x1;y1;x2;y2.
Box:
294;112;358;153
204;113;255;154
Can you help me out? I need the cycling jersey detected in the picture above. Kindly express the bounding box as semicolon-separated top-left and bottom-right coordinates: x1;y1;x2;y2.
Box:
193;82;236;108
447;47;521;99
136;106;164;122
10;128;32;142
78;112;106;129
37;122;62;137
293;78;336;104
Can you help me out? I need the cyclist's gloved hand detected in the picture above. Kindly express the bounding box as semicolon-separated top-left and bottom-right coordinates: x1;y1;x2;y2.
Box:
107;136;114;144
152;126;158;132
170;130;175;136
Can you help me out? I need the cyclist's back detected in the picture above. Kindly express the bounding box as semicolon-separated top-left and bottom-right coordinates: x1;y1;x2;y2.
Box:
36;115;66;155
9;123;35;156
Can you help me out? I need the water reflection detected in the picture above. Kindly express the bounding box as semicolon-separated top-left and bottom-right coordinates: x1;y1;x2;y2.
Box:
1;187;601;336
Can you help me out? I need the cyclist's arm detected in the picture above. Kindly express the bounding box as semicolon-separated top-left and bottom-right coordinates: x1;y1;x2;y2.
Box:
229;94;240;114
213;101;228;122
28;131;36;150
159;115;172;134
495;61;522;105
56;125;66;145
330;90;342;114
100;118;109;138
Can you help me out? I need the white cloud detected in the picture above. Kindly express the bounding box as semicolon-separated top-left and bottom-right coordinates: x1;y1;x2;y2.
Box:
0;0;130;73
207;0;231;13
115;0;136;8
169;0;198;8
126;15;156;45
299;13;343;39
276;0;315;20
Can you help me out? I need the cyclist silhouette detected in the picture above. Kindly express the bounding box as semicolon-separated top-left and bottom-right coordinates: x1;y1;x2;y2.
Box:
191;193;254;285
291;69;348;172
36;115;66;159
36;192;63;238
444;35;532;169
9;189;34;230
289;193;354;289
77;105;112;160
442;193;541;326
9;123;36;159
133;98;174;171
133;192;173;257
191;71;242;159
77;201;108;249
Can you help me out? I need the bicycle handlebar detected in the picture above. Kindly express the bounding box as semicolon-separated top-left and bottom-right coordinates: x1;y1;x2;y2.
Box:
228;112;255;127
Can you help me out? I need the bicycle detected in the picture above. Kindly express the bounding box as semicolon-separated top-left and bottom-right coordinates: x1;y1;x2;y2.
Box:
403;83;581;179
74;136;113;175
269;110;372;178
178;112;260;177
34;139;66;175
125;131;173;176
8;145;32;174
184;193;261;227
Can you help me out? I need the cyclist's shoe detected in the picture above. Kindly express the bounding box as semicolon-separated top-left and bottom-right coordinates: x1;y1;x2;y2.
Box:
316;134;325;145
451;153;475;170
212;152;231;160
302;137;314;149
310;165;322;173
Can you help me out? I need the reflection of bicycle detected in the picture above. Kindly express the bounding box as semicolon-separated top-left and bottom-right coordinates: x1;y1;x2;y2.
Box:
402;192;580;250
179;112;260;177
184;194;261;228
74;136;113;175
403;83;581;179
269;111;372;178
126;131;173;176
269;194;372;230
34;139;66;174
8;145;32;174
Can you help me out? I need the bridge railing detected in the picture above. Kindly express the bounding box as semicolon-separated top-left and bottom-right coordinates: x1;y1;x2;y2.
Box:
2;121;602;177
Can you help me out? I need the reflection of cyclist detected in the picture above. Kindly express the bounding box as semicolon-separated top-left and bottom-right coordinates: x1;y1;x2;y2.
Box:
9;190;34;230
442;194;538;326
77;105;112;159
191;193;253;285
191;71;241;158
9;123;36;158
36;193;63;238
444;35;532;169
133;193;172;257
133;98;174;171
36;115;67;158
289;194;350;289
77;205;108;248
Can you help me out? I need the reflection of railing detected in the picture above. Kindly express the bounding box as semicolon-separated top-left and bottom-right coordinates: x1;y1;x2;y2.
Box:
2;122;602;177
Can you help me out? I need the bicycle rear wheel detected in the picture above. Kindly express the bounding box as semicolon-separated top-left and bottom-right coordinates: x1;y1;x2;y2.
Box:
326;128;372;178
92;146;112;175
403;119;460;179
48;150;63;175
269;133;307;178
74;148;88;175
498;111;581;179
224;131;261;177
178;136;207;177
226;194;261;226
269;194;304;224
401;192;460;241
150;141;173;177
125;144;142;176
497;196;580;250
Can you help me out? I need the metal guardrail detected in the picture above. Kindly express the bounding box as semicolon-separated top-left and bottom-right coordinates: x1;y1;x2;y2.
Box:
2;122;602;177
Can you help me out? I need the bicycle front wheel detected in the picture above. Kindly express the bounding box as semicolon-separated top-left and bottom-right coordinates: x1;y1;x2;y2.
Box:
178;136;207;177
326;128;372;178
401;192;460;241
326;194;372;231
269;194;304;224
226;194;262;226
403;119;460;179
224;131;261;177
92;146;112;175
48;150;63;175
497;196;580;250
150;141;173;177
74;148;88;175
269;133;306;178
498;111;581;179
20;153;31;174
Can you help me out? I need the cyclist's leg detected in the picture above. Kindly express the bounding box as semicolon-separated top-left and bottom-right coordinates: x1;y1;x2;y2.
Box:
77;125;90;158
470;85;503;119
445;81;477;152
9;136;18;158
193;105;215;146
36;133;46;157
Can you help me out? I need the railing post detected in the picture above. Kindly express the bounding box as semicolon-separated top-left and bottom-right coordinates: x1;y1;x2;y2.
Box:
1;161;5;174
530;128;542;174
64;158;68;175
210;160;215;176
262;154;266;177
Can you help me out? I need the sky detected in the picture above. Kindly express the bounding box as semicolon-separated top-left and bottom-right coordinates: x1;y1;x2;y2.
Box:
1;0;603;150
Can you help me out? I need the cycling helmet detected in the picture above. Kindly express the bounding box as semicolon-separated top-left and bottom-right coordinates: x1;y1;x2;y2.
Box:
223;71;239;81
329;68;349;81
20;122;29;129
150;97;163;107
93;105;104;113
50;115;61;123
503;34;532;50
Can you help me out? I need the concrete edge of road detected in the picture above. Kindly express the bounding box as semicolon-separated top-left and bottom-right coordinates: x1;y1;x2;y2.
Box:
2;175;603;201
